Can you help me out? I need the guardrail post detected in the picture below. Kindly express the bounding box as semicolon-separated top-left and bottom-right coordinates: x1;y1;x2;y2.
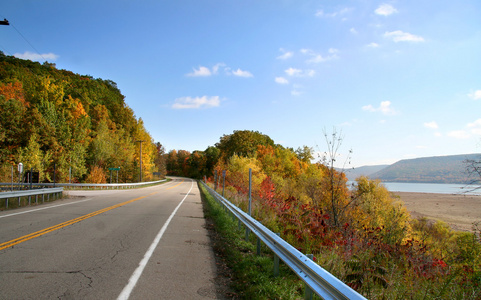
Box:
5;198;8;209
305;254;314;300
274;232;280;277
256;237;261;255
245;168;252;241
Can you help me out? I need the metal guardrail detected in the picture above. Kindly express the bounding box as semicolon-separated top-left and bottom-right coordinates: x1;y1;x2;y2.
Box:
0;179;167;190
0;188;64;209
201;181;366;300
0;188;64;199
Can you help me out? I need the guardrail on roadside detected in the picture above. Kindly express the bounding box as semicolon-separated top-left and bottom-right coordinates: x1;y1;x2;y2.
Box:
200;181;366;300
0;188;64;209
0;179;167;190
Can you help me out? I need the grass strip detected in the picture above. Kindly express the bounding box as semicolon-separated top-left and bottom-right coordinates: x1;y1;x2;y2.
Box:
199;183;309;300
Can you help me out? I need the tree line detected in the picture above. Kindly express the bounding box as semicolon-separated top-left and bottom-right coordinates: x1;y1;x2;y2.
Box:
0;52;165;183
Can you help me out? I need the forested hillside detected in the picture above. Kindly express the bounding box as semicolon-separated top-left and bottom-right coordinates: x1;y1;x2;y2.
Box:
0;52;165;183
370;154;478;184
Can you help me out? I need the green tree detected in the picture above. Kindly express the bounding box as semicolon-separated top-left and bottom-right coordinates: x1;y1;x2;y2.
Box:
216;130;274;161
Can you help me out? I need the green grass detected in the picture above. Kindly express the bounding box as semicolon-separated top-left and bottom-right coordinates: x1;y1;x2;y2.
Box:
199;183;313;300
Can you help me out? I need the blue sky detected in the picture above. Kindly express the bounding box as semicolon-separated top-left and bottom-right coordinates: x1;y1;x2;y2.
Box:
1;1;480;167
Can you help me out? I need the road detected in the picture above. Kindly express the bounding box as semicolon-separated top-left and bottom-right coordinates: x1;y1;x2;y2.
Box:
0;178;220;299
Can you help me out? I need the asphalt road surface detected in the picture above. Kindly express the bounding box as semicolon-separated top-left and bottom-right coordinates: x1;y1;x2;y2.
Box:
0;178;220;299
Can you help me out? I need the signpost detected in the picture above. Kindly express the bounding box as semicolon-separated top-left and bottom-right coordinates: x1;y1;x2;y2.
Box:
109;167;120;183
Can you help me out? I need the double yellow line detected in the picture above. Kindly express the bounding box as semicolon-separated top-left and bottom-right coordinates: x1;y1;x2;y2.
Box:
0;192;156;251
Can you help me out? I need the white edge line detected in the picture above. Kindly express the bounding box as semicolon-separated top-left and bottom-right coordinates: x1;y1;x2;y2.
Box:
117;179;194;300
0;198;93;219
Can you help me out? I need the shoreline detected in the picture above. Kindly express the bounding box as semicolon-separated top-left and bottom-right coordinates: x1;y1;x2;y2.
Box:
393;191;481;232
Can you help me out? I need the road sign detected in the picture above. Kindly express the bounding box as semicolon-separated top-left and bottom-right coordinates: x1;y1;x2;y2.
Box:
109;167;121;171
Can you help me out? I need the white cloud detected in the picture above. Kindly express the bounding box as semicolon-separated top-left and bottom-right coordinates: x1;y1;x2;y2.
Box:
285;68;301;76
232;68;253;78
468;119;481;128
362;101;397;115
277;48;293;60
447;130;470;139
302;48;339;63
468;119;481;135
384;30;425;42
350;28;358;34
275;77;289;84
284;67;315;77
187;63;252;78
367;42;380;48
468;90;481;100
172;96;221;109
14;51;59;62
375;4;398;16
315;7;352;18
186;66;212;77
212;63;226;74
424;121;438;129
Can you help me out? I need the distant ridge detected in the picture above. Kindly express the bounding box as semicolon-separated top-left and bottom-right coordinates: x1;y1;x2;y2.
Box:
369;154;479;184
343;165;389;181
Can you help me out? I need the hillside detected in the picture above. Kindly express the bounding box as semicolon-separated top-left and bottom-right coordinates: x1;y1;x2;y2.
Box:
0;52;164;183
343;165;389;181
369;154;479;184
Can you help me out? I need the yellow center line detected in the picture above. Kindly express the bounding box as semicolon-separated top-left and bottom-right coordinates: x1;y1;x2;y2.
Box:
166;179;184;190
0;191;159;251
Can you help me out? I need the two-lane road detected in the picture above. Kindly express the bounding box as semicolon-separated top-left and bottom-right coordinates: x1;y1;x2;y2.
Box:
0;178;219;299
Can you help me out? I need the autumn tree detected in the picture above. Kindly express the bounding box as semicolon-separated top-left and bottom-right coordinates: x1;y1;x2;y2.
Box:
216;130;274;162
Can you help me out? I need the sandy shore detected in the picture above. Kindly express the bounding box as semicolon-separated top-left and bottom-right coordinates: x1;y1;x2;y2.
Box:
394;192;481;232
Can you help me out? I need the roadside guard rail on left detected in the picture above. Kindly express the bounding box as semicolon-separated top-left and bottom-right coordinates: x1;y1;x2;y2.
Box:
0;179;167;190
0;188;63;209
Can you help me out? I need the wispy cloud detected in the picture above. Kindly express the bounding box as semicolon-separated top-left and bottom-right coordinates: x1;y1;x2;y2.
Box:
275;77;289;84
468;119;481;135
468;90;481;100
375;4;398;16
186;63;252;78
14;51;59;62
315;7;352;18
367;42;380;48
186;66;212;77
301;48;339;64
362;101;398;115
424;121;439;129
285;67;315;77
172;96;221;109
277;48;293;60
384;30;425;42
231;68;253;78
447;130;470;139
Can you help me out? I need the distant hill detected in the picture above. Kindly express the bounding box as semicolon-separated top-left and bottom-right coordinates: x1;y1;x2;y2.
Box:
369;154;480;184
343;165;389;181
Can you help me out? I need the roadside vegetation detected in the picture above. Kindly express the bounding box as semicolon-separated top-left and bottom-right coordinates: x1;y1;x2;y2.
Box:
171;130;481;299
200;183;307;299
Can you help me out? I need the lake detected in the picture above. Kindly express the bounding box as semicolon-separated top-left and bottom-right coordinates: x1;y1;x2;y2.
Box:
347;181;480;195
382;182;480;195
